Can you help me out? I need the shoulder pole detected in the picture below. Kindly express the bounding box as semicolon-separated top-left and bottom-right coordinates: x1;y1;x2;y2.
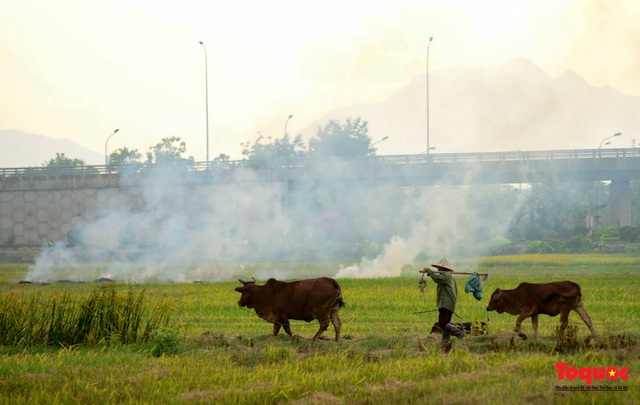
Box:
419;269;489;277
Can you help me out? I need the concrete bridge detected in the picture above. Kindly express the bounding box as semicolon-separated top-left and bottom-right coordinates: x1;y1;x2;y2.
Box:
1;148;639;245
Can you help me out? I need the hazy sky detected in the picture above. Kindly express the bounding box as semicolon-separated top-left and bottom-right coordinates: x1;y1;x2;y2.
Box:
2;0;639;161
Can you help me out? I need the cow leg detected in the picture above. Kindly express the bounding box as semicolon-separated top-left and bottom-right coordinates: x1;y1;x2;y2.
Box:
282;322;294;337
531;315;539;339
515;313;530;340
312;318;330;341
273;323;281;336
273;320;293;337
330;308;342;342
557;310;570;339
573;304;598;338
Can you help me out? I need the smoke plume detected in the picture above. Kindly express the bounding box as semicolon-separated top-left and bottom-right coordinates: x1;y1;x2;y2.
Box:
25;161;526;283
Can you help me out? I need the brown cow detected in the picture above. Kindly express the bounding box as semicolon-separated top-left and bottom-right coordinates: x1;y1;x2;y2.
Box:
486;281;597;340
235;277;344;341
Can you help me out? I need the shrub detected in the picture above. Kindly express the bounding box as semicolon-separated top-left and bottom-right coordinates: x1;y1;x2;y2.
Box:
525;241;554;254
620;226;640;242
0;286;179;347
148;327;183;357
489;237;515;255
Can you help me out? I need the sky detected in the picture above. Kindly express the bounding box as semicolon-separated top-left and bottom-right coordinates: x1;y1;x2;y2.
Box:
2;0;640;163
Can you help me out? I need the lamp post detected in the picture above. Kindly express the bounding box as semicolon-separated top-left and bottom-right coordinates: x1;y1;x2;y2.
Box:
284;114;293;136
282;113;293;250
104;129;120;168
199;41;210;167
426;36;433;155
598;132;622;149
371;136;389;147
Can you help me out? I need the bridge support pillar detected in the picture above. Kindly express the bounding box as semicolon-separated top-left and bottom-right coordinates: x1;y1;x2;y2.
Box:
609;180;631;227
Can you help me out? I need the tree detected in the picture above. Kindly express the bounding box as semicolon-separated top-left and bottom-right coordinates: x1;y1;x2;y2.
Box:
42;153;85;167
213;153;231;163
241;133;307;161
309;117;373;157
510;182;594;240
146;137;194;164
109;147;142;166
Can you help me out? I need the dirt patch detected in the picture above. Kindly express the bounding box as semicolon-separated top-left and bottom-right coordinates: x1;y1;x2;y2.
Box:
177;389;242;402
290;391;343;404
363;379;419;396
21;373;51;382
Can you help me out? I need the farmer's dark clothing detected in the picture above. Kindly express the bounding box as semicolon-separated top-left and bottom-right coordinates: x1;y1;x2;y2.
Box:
425;268;458;313
438;308;453;329
426;264;464;341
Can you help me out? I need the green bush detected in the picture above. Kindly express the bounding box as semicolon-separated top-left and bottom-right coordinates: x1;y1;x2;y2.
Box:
620;226;640;242
148;327;183;357
0;286;179;347
525;241;554;254
489;237;516;255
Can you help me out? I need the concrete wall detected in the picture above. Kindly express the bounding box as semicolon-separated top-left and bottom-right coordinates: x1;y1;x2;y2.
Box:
609;180;631;227
0;185;146;246
0;173;282;247
1;158;637;245
1;188;93;245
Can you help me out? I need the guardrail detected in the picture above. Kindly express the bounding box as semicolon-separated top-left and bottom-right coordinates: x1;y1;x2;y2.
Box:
1;148;639;178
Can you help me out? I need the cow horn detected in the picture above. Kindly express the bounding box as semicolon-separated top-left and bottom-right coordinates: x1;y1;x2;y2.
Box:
238;278;247;285
251;277;256;283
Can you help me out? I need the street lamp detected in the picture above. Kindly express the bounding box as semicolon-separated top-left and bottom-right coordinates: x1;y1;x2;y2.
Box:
104;129;120;167
199;41;210;166
426;36;433;155
371;136;389;147
284;114;293;136
598;132;622;149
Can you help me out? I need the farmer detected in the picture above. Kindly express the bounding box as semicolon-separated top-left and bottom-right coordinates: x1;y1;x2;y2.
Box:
424;258;465;341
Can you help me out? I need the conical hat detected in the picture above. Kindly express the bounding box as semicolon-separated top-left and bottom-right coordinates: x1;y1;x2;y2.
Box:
431;258;454;271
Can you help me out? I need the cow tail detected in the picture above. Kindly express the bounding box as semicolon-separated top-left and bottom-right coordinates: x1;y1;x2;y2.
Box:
333;279;345;308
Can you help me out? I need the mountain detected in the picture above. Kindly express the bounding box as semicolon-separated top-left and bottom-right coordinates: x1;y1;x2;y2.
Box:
303;58;640;155
3;58;639;167
0;130;104;168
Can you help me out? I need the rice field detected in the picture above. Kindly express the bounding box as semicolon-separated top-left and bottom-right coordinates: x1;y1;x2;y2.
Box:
0;254;639;404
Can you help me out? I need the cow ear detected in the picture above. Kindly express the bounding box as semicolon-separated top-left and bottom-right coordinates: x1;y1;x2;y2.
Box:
492;289;501;300
234;286;243;293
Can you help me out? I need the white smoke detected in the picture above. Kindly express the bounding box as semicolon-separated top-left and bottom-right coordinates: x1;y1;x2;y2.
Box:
336;235;412;278
27;241;83;282
334;183;527;278
24;162;528;283
24;166;291;283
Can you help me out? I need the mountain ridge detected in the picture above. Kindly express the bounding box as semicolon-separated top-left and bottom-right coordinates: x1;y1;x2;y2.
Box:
0;130;104;168
302;58;639;154
2;58;638;168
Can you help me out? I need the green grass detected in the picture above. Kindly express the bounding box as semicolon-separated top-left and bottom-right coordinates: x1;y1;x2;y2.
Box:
0;286;178;347
0;256;639;404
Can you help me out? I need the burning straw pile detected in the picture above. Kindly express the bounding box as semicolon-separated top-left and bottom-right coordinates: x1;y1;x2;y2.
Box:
0;286;178;347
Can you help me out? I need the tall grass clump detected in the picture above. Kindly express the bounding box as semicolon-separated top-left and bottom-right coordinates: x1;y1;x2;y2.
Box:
0;286;179;347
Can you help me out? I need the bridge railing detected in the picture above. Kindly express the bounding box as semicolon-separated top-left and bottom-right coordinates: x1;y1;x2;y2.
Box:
2;148;640;178
381;148;640;164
